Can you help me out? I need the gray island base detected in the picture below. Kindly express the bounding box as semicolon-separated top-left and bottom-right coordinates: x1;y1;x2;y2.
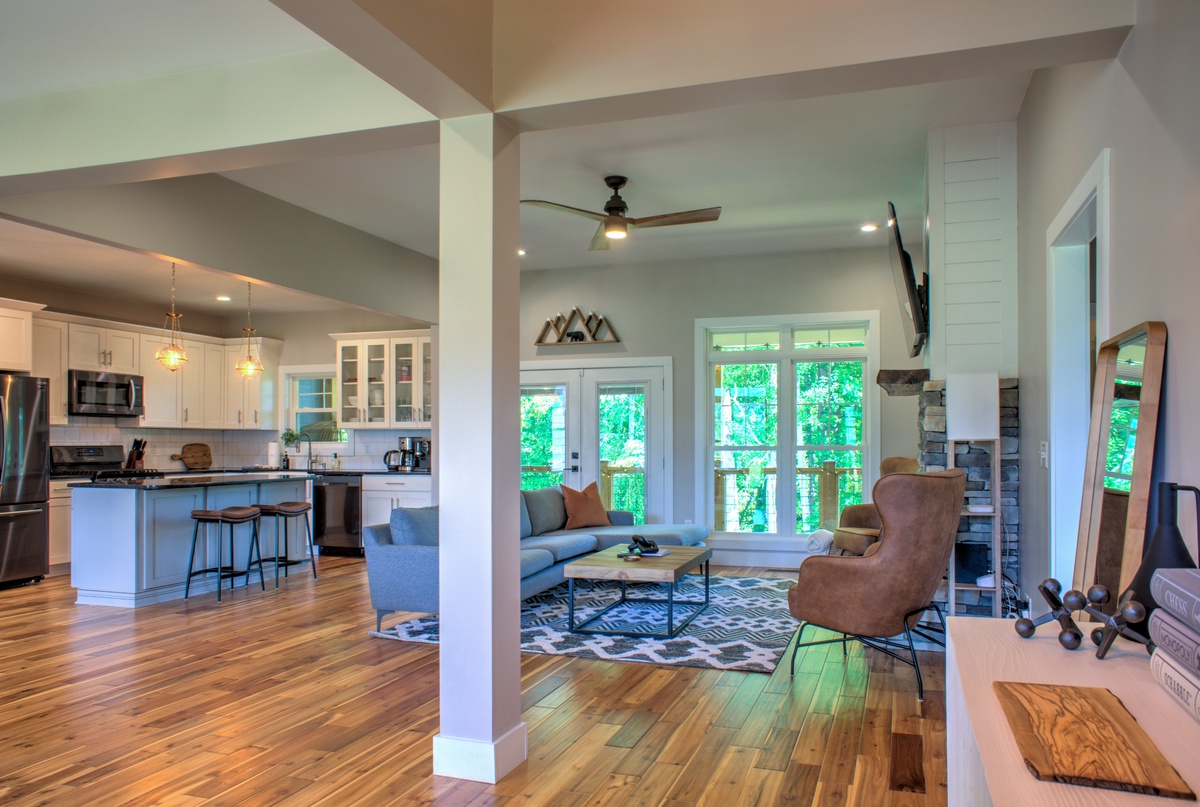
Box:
70;474;312;607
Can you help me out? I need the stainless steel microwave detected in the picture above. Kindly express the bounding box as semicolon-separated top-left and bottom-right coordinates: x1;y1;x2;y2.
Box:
67;370;145;417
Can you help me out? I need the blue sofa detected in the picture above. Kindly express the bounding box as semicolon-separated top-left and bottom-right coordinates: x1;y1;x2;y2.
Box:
363;485;709;630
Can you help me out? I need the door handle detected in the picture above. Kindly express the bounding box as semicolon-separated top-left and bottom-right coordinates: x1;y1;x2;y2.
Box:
570;465;580;472
0;508;44;517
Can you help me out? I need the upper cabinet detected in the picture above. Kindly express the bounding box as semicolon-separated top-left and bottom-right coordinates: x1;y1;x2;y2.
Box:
222;340;280;430
68;324;139;373
334;330;433;430
0;300;44;373
31;317;68;425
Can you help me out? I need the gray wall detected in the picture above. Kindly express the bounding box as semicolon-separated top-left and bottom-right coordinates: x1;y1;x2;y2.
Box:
519;246;924;521
1017;0;1200;591
253;309;426;366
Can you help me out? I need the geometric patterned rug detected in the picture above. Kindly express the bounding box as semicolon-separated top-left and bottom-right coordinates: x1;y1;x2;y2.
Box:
369;575;800;674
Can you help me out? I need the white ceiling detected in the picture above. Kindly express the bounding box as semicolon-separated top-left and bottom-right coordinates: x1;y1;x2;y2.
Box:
0;1;1035;304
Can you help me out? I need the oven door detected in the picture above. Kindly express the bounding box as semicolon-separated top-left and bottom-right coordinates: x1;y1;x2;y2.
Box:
68;371;145;416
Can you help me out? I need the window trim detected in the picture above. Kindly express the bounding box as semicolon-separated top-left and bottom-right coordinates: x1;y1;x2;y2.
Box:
694;311;881;543
279;364;352;455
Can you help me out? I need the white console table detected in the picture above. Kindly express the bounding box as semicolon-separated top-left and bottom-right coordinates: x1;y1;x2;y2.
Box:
947;616;1200;806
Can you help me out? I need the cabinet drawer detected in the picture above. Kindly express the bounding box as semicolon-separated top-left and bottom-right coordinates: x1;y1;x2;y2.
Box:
361;475;431;493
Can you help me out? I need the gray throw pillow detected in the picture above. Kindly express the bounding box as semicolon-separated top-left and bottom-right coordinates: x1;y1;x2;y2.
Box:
519;492;533;539
522;487;567;535
390;505;439;546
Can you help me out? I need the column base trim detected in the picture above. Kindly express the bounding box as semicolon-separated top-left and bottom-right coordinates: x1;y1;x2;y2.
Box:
432;721;528;783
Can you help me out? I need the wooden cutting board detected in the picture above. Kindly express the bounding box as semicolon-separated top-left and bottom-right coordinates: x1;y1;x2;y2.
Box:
171;443;213;470
994;681;1195;800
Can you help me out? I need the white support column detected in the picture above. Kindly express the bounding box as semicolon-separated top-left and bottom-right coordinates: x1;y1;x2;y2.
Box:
432;114;526;783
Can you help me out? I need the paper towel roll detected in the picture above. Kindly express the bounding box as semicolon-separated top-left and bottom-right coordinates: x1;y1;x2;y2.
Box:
267;442;280;468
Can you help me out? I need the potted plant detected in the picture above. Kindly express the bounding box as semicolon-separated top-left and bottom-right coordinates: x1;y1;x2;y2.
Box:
280;428;301;448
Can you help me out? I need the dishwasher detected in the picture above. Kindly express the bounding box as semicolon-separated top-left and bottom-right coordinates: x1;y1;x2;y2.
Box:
312;474;363;555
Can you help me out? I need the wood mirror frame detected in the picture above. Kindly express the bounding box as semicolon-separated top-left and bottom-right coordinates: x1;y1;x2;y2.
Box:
1074;321;1167;597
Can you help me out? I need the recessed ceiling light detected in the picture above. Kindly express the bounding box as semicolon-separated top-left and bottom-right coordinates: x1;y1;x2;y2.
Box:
215;295;232;302
518;249;526;256
860;224;878;233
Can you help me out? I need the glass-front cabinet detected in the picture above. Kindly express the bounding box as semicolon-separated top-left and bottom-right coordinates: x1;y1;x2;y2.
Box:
337;339;391;429
334;330;433;430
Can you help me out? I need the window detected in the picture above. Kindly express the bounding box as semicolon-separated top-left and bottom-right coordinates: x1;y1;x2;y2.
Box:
701;314;878;538
286;370;348;444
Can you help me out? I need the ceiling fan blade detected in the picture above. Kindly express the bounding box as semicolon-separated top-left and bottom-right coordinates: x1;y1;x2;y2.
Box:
521;200;606;222
629;207;722;229
588;223;611;251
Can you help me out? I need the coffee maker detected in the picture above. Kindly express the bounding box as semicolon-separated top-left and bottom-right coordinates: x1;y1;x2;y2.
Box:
396;437;431;471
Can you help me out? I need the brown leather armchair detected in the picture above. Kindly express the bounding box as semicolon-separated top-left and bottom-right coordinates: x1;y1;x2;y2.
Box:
787;469;966;700
832;456;920;555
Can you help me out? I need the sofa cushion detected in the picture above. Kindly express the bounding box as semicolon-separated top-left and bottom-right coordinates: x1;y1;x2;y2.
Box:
520;532;598;562
520;548;556;578
562;482;612;529
390;506;439;546
522;487;567;535
583;523;710;550
519;493;533;539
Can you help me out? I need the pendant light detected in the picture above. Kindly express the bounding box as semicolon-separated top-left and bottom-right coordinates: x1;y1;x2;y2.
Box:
154;262;188;371
234;281;263;378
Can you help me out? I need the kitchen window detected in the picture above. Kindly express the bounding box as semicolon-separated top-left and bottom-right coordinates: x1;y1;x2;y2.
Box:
698;313;880;538
285;369;348;445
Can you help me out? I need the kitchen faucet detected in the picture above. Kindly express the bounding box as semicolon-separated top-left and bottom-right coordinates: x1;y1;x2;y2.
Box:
295;433;314;470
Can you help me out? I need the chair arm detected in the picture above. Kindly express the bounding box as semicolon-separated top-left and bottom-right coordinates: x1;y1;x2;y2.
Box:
839;503;881;531
363;542;439;614
363;523;393;548
607;510;635;526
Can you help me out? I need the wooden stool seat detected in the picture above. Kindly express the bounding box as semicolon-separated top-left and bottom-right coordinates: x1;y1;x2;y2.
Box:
258;501;311;517
257;501;317;587
185;507;265;600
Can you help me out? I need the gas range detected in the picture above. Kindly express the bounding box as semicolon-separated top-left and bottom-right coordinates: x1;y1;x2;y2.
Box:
49;445;165;481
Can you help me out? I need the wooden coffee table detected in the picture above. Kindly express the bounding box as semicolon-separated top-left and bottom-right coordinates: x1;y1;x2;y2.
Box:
563;544;713;639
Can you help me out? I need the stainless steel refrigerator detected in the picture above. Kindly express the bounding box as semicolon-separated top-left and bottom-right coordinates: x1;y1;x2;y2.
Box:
0;375;50;585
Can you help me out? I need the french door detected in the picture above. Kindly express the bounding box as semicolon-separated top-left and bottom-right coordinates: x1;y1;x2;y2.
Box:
520;363;669;524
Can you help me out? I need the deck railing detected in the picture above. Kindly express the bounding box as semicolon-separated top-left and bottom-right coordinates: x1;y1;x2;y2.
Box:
713;460;861;532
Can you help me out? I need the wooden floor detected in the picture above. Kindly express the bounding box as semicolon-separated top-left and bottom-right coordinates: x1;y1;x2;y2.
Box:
0;558;946;806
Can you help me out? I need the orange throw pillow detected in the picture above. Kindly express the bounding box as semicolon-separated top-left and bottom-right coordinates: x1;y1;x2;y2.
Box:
562;482;612;529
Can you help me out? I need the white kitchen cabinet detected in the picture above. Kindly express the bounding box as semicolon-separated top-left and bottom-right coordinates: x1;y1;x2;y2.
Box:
391;335;433;427
180;342;226;429
138;337;183;428
337;339;391;429
0;304;34;373
361;474;432;527
222;342;279;430
49;480;75;571
68;323;139;373
31;317;69;425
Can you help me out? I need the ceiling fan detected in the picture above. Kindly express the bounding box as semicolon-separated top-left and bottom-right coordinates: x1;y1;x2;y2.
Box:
521;175;721;251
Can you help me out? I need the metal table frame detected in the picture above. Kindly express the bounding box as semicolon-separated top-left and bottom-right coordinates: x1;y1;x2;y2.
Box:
566;560;710;640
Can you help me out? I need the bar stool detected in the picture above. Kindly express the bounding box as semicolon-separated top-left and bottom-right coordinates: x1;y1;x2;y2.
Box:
256;501;317;586
185;506;266;601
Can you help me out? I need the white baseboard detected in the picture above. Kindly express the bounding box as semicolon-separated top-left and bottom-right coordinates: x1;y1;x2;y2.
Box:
432;721;528;783
711;546;811;570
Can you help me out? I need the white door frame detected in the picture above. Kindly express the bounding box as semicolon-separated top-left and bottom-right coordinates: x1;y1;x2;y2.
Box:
1045;149;1110;586
520;356;673;522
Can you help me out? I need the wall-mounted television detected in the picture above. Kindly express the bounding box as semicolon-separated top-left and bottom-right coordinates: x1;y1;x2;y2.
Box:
887;201;929;358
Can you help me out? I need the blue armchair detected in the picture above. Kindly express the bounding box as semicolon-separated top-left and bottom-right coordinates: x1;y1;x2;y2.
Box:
363;506;439;631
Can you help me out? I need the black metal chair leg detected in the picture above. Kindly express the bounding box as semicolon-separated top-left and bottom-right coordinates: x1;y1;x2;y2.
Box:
281;517;289;579
247;519;265;591
184;519;201;600
904;620;924;702
304;515;317;579
790;622;811;678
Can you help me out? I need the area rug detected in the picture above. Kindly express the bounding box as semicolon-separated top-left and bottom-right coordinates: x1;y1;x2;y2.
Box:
370;575;799;673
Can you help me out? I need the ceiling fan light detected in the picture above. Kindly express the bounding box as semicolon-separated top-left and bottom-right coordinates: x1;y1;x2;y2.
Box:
604;218;628;239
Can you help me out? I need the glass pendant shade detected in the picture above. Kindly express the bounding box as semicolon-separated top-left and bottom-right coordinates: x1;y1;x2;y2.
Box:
155;263;188;371
236;281;262;378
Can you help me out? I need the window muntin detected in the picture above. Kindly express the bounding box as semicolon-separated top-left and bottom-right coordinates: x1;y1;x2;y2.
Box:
291;374;347;443
793;324;867;350
710;330;781;353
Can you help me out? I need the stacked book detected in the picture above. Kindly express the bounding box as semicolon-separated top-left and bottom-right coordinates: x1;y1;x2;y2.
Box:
1149;568;1200;723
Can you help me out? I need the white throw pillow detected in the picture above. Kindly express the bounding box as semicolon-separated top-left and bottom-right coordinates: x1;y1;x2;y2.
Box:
805;528;834;554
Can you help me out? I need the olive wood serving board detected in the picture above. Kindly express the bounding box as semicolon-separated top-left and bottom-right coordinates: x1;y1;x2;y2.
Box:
170;443;213;470
993;681;1195;800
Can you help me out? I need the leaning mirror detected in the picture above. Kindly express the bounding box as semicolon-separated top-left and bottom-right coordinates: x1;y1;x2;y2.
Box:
1074;321;1167;602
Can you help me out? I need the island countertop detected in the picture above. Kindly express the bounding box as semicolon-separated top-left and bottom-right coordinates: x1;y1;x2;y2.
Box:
69;472;315;490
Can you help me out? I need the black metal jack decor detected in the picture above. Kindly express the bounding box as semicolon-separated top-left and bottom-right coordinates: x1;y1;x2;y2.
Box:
1014;578;1152;659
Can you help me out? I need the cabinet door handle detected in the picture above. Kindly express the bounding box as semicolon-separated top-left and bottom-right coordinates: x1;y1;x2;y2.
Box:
99;349;105;366
254;410;258;424
238;410;243;424
184;407;189;423
107;350;113;366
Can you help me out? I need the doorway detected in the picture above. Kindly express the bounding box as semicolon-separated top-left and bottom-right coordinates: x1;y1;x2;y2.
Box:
520;359;671;523
1045;149;1110;587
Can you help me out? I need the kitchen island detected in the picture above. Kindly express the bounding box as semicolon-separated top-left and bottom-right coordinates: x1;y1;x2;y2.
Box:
70;473;313;607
